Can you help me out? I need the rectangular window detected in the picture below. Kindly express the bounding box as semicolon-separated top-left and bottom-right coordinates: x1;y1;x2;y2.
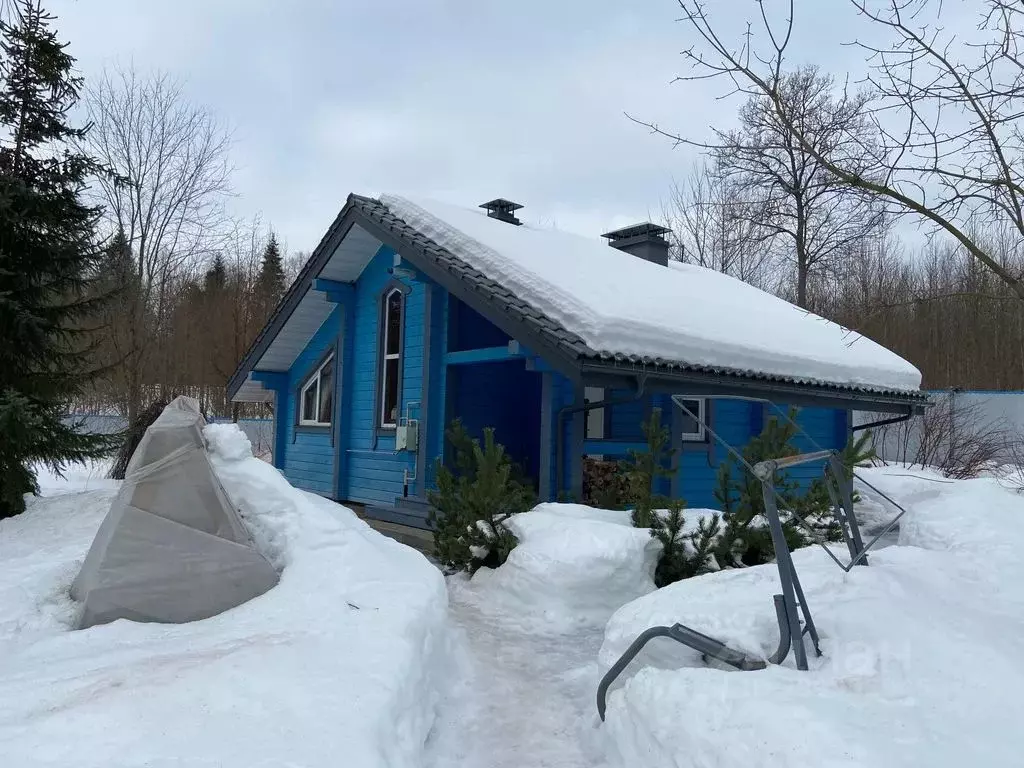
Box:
379;288;404;428
298;354;334;427
678;398;706;442
584;386;605;440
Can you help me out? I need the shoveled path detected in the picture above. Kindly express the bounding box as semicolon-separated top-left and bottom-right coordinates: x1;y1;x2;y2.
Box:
422;583;610;768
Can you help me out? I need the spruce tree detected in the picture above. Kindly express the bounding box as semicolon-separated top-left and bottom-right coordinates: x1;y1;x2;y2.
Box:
256;233;286;312
623;408;675;527
102;226;136;289
0;0;113;517
427;420;535;572
203;253;226;292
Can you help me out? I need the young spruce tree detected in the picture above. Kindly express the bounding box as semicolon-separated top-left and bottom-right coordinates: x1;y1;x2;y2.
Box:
0;0;113;517
623;408;675;528
257;232;286;313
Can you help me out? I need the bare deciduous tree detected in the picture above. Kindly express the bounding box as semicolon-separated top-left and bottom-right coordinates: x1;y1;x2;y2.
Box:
83;66;233;417
658;0;1024;301
663;162;777;289
640;61;887;308
716;67;886;307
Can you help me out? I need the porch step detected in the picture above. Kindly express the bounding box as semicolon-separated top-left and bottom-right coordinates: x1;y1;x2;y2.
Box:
365;518;435;556
365;496;432;531
348;502;435;556
394;496;431;515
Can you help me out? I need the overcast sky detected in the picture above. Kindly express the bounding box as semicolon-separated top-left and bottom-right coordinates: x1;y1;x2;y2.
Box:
47;0;952;253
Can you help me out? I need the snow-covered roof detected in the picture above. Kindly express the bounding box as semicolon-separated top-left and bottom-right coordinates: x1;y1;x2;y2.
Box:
379;195;922;394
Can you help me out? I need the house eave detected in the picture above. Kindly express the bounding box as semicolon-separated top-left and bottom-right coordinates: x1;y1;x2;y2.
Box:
578;358;927;415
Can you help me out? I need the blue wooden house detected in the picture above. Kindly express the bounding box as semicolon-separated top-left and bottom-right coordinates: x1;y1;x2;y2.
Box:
227;194;925;528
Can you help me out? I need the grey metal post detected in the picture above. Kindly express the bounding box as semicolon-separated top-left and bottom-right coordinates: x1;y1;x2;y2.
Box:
756;464;810;671
828;454;868;566
824;472;859;563
787;559;820;656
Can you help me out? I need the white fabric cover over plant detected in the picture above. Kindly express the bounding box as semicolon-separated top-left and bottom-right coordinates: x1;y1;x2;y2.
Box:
380;194;921;393
71;396;278;628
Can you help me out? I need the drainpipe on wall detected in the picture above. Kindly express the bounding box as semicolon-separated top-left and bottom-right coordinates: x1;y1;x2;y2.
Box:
554;376;647;500
850;409;914;432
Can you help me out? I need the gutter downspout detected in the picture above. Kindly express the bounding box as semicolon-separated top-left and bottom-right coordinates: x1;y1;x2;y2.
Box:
555;376;647;499
851;409;914;432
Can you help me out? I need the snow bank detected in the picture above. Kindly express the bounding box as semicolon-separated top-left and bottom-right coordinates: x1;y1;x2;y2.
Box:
381;195;921;393
598;467;1024;767
34;457;117;495
453;504;661;634
0;423;449;768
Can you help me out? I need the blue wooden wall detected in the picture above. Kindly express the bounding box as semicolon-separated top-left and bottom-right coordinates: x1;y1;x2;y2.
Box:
449;360;543;482
449;296;511;351
280;306;341;496
548;387;851;509
343;246;423;505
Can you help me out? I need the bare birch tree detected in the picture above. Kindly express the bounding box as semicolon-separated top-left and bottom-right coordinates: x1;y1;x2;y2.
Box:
82;66;232;417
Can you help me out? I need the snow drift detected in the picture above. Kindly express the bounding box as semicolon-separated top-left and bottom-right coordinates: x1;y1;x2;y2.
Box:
0;423;449;768
380;194;921;393
597;466;1024;768
453;504;661;634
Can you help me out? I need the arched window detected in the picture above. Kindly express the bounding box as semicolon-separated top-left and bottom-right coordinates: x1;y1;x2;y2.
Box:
379;287;404;428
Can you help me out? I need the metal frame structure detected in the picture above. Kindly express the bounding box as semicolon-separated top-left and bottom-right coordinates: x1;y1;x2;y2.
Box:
596;394;912;721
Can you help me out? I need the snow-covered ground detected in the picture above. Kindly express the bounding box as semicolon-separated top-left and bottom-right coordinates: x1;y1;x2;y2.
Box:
0;425;448;768
596;465;1024;767
425;504;658;768
4;449;1021;767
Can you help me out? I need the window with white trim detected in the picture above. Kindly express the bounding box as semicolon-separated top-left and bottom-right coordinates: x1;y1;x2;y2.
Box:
299;354;334;426
379;287;404;428
678;398;706;441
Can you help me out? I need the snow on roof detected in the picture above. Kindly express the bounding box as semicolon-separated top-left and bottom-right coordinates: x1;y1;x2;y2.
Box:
380;195;922;393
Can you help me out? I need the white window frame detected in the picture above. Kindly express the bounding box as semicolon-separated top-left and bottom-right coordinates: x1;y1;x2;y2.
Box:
679;397;707;442
379;287;403;428
298;354;334;427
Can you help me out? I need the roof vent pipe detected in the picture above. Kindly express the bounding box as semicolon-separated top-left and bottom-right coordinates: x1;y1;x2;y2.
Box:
480;198;523;226
601;222;671;267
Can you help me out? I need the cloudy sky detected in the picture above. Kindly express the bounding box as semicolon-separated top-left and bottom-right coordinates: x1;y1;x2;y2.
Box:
48;0;935;253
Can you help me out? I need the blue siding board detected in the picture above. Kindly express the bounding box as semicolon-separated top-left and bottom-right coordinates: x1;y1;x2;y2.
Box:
450;359;543;485
450;296;511;352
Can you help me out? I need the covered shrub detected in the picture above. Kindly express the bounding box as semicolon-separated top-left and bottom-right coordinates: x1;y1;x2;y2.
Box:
107;397;172;480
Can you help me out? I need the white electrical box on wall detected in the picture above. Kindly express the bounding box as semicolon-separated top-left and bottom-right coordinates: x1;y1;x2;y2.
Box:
395;421;419;452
